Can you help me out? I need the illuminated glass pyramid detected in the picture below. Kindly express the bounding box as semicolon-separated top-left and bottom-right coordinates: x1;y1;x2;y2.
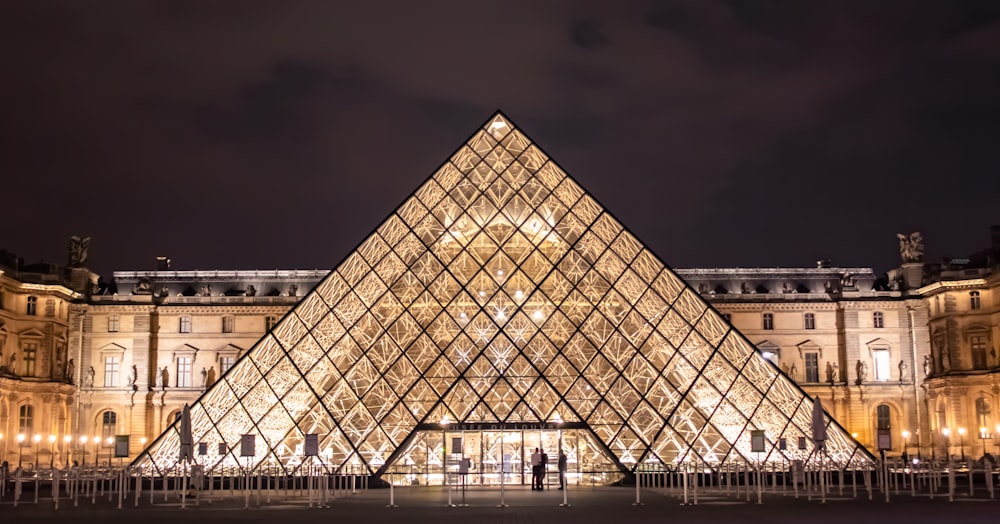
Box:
136;112;871;476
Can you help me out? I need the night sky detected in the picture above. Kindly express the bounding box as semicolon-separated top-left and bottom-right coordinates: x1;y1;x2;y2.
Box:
3;1;999;279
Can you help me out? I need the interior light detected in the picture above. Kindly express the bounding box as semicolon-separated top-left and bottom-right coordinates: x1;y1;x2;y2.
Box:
515;290;523;300
533;310;544;320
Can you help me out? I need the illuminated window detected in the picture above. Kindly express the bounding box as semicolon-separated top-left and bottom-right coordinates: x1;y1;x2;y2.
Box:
101;411;117;443
970;291;981;310
222;316;235;333
804;313;815;330
971;335;988;370
104;356;120;387
23;342;38;376
873;311;884;328
876;404;891;430
179;316;192;333
108;314;120;332
805;353;819;383
18;405;34;435
873;350;890;381
762;313;774;330
220;356;236;375
26;295;37;316
177;357;192;388
975;397;991;429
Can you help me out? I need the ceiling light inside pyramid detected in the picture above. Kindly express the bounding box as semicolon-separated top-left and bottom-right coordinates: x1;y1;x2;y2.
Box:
135;112;872;480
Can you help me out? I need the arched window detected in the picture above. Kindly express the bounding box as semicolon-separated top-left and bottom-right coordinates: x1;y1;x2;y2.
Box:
18;405;34;434
876;404;891;430
976;397;991;430
873;311;884;328
101;411;117;444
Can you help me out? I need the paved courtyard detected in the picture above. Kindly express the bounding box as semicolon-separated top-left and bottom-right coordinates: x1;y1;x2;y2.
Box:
3;482;997;524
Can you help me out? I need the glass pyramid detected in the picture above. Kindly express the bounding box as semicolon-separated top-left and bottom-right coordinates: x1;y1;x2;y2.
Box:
135;112;872;477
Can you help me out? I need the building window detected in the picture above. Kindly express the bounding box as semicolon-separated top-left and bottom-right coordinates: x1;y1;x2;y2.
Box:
108;314;120;332
179;316;192;333
23;342;37;377
101;411;117;443
971;335;988;370
45;298;54;317
873;349;890;381
976;397;991;430
26;295;37;315
759;347;779;366
177;357;192;388
970;291;981;310
805;353;819;383
220;356;236;375
876;404;891;430
873;311;884;328
762;313;774;330
266;316;277;331
222;316;235;333
18;405;34;435
104;356;120;387
804;313;815;330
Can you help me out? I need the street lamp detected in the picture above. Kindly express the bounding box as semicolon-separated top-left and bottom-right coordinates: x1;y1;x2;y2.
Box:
16;434;25;469
943;428;951;460
32;434;41;470
92;435;100;468
901;430;910;460
958;427;967;461
63;435;72;467
105;437;113;467
48;435;56;468
79;436;88;466
980;427;989;458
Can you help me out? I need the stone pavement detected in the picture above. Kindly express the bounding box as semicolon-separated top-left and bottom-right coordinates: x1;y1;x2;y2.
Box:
3;483;997;524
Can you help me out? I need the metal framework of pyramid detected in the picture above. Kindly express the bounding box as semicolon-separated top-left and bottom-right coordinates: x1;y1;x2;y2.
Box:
136;112;872;477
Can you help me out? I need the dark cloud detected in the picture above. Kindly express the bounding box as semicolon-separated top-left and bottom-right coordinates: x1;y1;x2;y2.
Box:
0;1;998;277
569;20;611;50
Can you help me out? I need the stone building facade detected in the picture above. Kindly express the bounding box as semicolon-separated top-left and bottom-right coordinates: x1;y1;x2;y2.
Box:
2;227;998;467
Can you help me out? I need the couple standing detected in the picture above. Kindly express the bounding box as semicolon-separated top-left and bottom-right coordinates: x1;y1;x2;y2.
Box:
530;448;568;490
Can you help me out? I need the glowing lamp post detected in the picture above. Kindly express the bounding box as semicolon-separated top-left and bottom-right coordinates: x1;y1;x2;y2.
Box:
63;435;72;467
901;430;910;459
48;435;56;468
943;428;951;460
17;434;25;469
957;427;966;462
79;436;88;466
32;434;41;469
980;427;989;458
105;437;114;466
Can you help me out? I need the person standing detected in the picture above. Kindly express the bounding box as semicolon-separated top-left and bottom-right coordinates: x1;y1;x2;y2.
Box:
539;448;549;490
557;451;567;489
530;448;542;490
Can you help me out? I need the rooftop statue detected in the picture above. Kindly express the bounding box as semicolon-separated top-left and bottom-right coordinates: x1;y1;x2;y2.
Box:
68;235;91;266
897;232;924;263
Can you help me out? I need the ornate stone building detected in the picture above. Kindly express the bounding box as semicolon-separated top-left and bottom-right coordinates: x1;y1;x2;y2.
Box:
919;226;1000;461
0;247;94;469
3;226;998;466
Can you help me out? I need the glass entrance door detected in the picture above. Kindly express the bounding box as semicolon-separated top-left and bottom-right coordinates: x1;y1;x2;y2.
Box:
385;427;620;487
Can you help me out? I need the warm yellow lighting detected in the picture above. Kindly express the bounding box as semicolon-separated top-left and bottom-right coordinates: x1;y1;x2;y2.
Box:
140;437;148;445
942;428;951;437
106;437;114;445
958;427;966;436
981;427;988;438
533;310;544;320
64;435;72;443
48;434;56;444
490;121;506;130
440;416;451;426
851;432;858;438
33;434;41;443
93;435;100;443
901;430;910;439
79;436;88;444
17;433;25;443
